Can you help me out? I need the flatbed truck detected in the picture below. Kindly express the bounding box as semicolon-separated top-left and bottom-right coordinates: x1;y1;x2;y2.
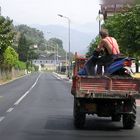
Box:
71;53;140;129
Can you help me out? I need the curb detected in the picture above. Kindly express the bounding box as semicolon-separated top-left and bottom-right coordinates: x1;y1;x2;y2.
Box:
0;74;28;86
53;72;72;82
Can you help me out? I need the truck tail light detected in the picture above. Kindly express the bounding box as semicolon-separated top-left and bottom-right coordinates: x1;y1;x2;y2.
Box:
123;60;132;67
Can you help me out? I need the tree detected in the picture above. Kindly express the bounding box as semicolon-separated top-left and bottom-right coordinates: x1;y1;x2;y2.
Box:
103;5;140;71
3;46;18;67
48;38;63;49
17;33;29;62
135;0;140;4
14;24;49;61
47;38;67;58
14;24;46;51
0;16;14;64
86;5;140;71
104;6;140;56
86;36;100;58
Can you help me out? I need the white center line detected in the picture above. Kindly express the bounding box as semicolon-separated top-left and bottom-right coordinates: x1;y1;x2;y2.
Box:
14;73;41;106
6;108;14;113
0;116;5;122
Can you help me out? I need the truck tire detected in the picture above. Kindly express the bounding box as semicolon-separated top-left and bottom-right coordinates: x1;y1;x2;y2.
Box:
123;101;136;129
73;98;86;129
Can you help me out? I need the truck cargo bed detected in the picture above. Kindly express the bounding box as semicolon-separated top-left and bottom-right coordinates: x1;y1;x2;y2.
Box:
72;53;140;129
72;75;140;98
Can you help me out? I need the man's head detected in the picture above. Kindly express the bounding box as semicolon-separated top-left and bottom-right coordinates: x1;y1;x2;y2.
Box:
99;29;109;38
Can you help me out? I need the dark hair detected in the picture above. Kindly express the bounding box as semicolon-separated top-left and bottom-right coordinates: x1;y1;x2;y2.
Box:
99;29;109;38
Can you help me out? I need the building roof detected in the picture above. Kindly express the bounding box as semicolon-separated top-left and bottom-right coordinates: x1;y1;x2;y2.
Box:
100;0;135;5
36;53;66;61
99;0;135;19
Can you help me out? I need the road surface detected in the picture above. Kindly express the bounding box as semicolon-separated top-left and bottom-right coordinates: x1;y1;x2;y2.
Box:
0;72;140;140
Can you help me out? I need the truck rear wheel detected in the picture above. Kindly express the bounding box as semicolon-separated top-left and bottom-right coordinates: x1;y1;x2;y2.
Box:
73;98;86;129
123;101;136;129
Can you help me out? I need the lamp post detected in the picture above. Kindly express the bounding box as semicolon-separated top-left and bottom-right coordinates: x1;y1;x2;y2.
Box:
58;14;71;78
98;10;101;33
98;10;104;34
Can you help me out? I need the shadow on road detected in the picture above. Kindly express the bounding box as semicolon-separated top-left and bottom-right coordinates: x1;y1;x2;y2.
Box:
45;115;123;131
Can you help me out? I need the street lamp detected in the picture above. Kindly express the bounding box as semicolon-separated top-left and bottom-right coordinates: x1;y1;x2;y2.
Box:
98;10;104;34
98;10;101;33
58;14;71;79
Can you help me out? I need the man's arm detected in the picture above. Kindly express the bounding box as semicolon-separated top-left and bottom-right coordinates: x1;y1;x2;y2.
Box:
96;39;105;52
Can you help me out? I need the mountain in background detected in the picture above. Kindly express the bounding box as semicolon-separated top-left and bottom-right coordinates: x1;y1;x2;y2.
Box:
31;24;98;54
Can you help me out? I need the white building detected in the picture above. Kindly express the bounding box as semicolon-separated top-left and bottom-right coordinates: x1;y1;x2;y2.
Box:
32;54;66;71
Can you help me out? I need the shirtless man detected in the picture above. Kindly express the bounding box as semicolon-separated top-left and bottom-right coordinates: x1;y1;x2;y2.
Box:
96;29;120;74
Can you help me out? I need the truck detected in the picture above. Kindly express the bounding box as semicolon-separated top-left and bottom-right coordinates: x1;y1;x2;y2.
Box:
71;53;140;129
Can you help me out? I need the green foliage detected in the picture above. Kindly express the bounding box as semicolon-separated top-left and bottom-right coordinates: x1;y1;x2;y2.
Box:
103;5;140;58
86;36;100;57
48;38;63;49
16;32;39;62
0;16;14;63
3;46;18;67
33;65;39;71
14;24;47;51
17;33;28;62
86;5;140;60
14;60;26;70
47;38;66;57
14;25;45;62
14;25;67;60
135;0;140;4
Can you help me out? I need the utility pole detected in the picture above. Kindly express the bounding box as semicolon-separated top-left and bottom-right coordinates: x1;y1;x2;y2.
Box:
58;14;71;78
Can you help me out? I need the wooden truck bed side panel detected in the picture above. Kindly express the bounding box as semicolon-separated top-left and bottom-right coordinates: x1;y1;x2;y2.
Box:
79;77;109;91
111;79;139;91
71;76;140;98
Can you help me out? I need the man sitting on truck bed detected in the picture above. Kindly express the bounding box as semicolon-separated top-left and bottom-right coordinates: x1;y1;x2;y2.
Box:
96;29;120;74
85;29;120;75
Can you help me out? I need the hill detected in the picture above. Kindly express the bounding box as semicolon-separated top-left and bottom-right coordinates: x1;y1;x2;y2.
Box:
31;24;98;54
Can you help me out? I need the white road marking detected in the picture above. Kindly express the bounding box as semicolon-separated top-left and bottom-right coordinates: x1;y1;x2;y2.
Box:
136;122;140;127
14;91;29;105
14;73;41;106
0;116;5;122
56;76;61;80
52;74;61;80
6;108;14;113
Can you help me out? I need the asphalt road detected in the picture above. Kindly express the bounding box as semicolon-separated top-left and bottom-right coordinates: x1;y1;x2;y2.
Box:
0;72;140;140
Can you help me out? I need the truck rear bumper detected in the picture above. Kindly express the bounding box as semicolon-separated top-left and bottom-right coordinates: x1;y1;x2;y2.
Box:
75;90;140;99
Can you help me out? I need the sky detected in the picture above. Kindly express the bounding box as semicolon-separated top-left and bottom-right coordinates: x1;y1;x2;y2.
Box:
0;0;100;30
0;0;101;53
